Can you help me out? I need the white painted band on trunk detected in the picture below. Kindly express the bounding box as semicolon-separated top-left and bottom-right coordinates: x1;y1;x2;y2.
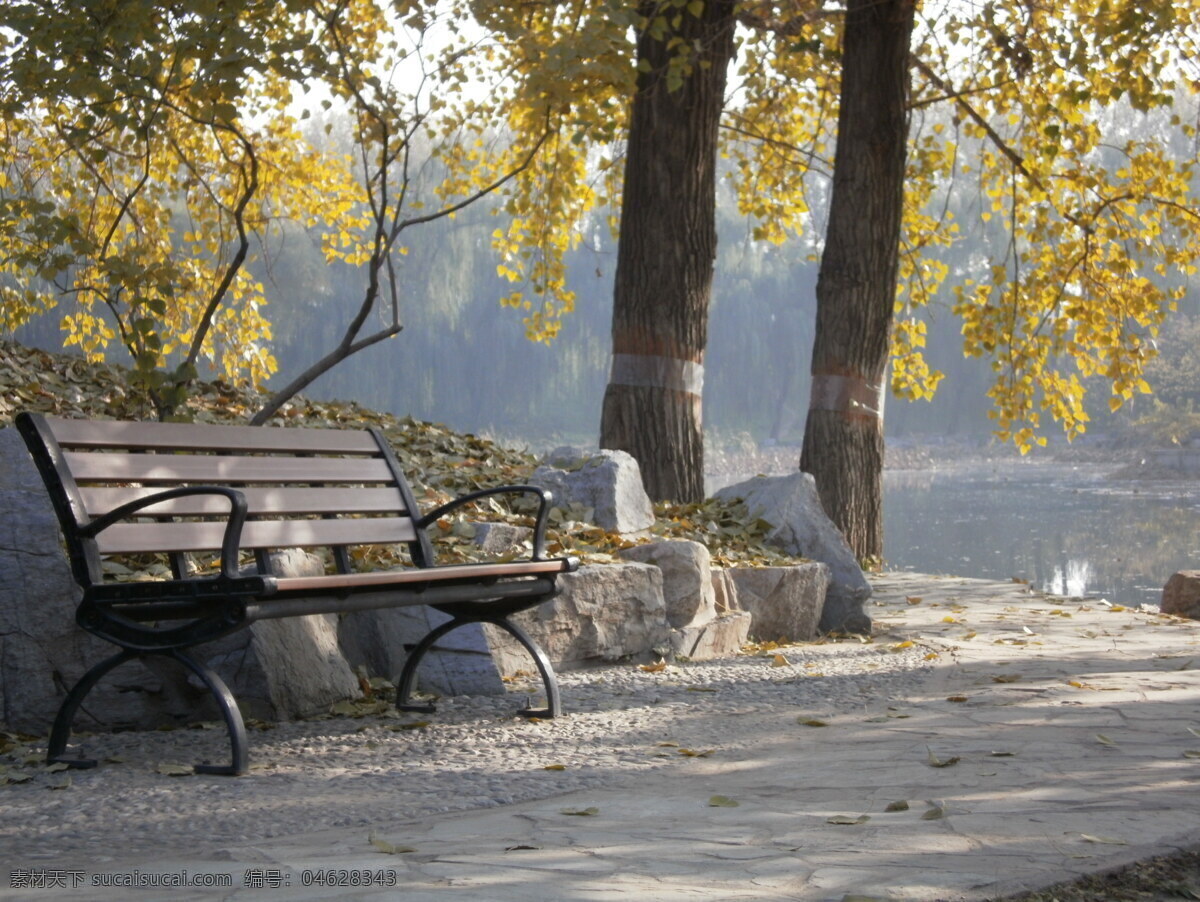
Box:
809;373;884;418
610;353;704;396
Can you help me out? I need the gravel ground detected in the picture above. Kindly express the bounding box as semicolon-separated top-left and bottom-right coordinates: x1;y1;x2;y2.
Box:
0;641;931;865
997;850;1200;901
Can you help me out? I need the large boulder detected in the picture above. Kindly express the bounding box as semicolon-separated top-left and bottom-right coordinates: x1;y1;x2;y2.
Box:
0;428;176;733
727;564;830;643
339;606;505;699
1162;571;1200;619
530;449;655;535
714;472;872;634
485;562;670;672
199;613;361;722
618;539;716;628
186;548;361;721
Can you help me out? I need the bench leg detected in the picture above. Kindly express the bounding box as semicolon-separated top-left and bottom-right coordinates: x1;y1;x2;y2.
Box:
47;648;139;770
47;649;248;777
166;649;249;777
396;616;561;719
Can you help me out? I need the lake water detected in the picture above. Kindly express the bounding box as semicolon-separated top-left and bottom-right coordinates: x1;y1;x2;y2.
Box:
882;461;1200;609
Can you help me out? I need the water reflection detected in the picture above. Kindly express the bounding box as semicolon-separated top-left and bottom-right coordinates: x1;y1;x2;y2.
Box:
882;462;1200;609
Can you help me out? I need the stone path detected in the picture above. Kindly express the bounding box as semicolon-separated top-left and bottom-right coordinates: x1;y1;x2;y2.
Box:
5;571;1200;901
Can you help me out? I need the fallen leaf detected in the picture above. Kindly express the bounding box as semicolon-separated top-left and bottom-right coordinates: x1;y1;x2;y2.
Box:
156;763;193;776
946;695;969;703
884;800;910;812
639;660;668;673
927;747;961;768
678;748;715;758
890;640;915;651
991;674;1021;683
708;795;739;807
1183;750;1200;759
368;831;415;854
47;775;71;791
989;751;1016;757
543;764;567;771
826;814;870;825
921;804;946;820
1081;834;1127;845
905;596;923;605
505;845;540;852
1096;733;1117;747
798;718;829;727
561;807;599;816
771;654;791;667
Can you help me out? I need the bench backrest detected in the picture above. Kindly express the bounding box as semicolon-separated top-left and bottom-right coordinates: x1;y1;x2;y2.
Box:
16;413;435;587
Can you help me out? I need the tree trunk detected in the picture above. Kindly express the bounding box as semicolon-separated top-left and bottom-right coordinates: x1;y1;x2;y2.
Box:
599;0;736;504
799;0;915;561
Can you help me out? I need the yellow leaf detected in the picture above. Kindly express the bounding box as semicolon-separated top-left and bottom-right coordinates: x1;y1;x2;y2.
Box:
708;794;739;807
927;747;961;767
368;831;415;854
639;659;668;673
827;814;870;825
771;653;791;667
1081;834;1127;845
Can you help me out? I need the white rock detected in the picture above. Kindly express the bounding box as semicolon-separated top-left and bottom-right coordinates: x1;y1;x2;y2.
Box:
714;473;871;634
618;539;716;628
727;564;830;643
530;449;655;535
486;562;670;672
671;610;752;660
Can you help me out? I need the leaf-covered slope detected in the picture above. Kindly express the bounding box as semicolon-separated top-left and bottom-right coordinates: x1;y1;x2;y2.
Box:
0;339;796;567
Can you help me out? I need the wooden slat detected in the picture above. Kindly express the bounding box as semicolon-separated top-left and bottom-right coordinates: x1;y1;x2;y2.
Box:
94;516;418;554
46;416;380;455
79;486;408;518
273;560;572;593
65;452;395;485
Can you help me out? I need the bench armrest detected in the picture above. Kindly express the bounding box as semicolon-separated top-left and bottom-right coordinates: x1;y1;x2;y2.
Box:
415;485;555;561
79;486;249;580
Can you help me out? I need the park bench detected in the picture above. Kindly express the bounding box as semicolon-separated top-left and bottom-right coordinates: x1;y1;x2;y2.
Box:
15;411;578;776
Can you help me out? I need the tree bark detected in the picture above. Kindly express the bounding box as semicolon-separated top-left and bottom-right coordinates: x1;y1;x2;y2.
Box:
599;0;736;504
799;0;915;561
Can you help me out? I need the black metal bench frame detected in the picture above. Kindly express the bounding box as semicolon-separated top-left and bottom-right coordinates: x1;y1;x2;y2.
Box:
16;412;577;776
